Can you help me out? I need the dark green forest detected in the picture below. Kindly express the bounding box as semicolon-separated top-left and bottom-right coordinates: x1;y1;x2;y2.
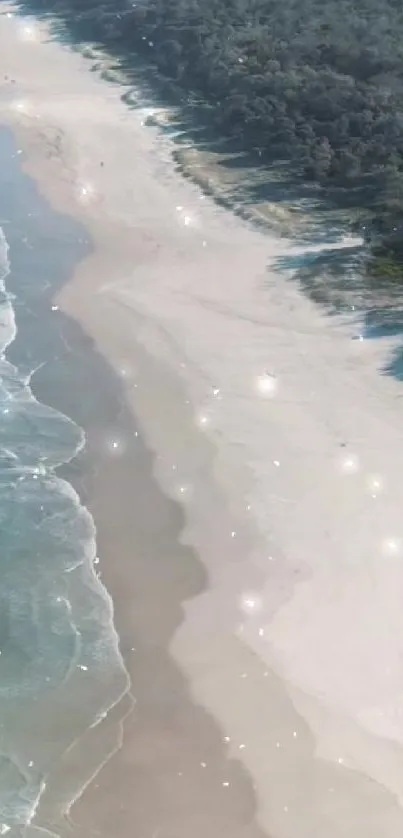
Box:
10;0;403;261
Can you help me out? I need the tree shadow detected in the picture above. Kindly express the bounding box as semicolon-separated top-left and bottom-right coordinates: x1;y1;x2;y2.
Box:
10;0;403;383
9;0;351;244
363;308;403;340
382;344;403;380
362;308;403;382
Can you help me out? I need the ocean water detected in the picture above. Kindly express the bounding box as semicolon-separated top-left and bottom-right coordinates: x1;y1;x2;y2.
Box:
0;130;129;833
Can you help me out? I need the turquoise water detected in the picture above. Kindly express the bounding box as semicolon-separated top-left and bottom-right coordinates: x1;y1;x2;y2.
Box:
0;130;129;833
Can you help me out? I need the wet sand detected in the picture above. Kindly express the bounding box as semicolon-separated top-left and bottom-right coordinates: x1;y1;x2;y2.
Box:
3;4;403;838
29;268;266;838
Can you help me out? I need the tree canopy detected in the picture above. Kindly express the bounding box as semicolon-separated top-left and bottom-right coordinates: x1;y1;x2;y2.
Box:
12;0;403;238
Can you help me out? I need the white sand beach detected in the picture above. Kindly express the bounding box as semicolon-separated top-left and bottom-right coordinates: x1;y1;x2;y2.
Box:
2;5;403;836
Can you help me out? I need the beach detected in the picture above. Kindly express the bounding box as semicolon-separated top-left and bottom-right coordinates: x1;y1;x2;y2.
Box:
2;4;403;837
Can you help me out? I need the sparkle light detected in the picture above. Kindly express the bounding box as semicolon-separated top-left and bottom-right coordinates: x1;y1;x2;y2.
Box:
240;592;262;614
256;371;277;397
118;365;132;379
367;474;383;497
340;453;359;474
77;182;95;204
197;412;211;429
175;206;198;228
382;537;401;557
11;99;32;116
176;483;193;502
18;22;38;42
107;437;125;455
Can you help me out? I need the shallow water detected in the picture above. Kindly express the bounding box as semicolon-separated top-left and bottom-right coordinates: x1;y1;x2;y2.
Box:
0;128;129;834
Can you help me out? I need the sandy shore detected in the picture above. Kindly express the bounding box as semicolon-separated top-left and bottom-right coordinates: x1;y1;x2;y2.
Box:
26;268;264;838
3;5;403;837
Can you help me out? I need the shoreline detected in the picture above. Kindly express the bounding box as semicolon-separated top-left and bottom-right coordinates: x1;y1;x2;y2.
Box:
3;5;403;837
0;123;134;832
0;61;269;838
0;12;274;838
34;296;267;838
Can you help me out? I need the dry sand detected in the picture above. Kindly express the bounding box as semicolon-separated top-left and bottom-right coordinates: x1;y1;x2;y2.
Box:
2;5;403;837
